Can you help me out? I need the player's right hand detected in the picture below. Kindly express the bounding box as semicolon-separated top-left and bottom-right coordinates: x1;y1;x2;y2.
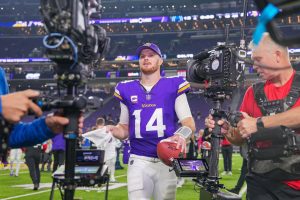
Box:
1;90;42;123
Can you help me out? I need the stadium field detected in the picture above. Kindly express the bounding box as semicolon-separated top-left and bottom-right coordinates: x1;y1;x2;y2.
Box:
0;154;246;200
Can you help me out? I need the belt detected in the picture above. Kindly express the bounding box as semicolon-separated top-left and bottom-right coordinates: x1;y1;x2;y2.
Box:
130;154;161;163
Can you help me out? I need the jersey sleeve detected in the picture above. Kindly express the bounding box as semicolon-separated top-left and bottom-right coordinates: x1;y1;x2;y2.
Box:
176;77;191;96
113;82;126;104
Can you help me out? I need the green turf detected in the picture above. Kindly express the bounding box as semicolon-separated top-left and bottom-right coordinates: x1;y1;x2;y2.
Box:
0;154;246;200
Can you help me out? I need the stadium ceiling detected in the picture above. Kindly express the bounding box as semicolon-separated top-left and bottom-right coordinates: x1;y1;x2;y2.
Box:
102;0;241;3
1;0;252;5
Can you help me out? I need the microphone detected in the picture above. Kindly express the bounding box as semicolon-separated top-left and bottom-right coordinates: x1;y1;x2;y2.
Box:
193;51;210;60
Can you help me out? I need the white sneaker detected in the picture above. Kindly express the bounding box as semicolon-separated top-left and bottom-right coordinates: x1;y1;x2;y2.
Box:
177;178;185;188
228;171;232;176
220;171;227;176
110;179;117;183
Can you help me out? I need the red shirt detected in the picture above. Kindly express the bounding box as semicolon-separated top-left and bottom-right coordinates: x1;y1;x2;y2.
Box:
240;71;300;190
221;137;231;146
197;137;203;148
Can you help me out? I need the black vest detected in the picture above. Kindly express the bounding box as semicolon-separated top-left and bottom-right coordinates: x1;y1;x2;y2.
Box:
249;73;300;180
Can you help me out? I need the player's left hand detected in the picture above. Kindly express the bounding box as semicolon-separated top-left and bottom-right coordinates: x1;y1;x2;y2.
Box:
166;134;186;153
237;112;257;138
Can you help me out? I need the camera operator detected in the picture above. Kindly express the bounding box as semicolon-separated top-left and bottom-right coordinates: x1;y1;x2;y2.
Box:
0;66;83;148
205;33;300;199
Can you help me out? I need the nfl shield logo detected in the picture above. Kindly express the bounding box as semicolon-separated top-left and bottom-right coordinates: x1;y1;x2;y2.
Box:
131;95;138;103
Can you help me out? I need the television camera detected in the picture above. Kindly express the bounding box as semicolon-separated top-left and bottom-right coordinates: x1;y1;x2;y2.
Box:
186;43;246;101
39;0;110;199
40;0;110;88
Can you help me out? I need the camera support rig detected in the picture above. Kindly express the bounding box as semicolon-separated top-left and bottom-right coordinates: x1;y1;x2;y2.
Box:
188;0;249;197
39;0;109;199
206;92;228;191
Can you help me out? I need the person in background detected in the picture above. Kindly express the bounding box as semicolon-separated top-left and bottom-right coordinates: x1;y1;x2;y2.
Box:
197;129;204;157
41;139;52;172
201;128;212;164
220;137;233;176
9;148;23;177
115;139;124;170
51;134;65;173
25;145;42;190
104;119;119;183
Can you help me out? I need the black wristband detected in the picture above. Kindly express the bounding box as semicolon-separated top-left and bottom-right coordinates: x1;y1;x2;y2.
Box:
256;117;265;130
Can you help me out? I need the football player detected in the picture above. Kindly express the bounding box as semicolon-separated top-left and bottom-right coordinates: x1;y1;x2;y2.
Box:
106;43;196;200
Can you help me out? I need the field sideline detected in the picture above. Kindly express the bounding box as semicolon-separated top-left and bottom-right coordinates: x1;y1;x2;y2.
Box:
0;154;246;200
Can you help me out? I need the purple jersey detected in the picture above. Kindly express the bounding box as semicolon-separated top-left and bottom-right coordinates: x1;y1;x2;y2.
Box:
114;76;190;158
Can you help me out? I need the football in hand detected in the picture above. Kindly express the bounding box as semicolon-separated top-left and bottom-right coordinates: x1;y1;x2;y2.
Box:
157;141;186;167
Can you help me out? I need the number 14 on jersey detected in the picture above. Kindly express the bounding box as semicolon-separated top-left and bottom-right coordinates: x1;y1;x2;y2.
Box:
133;108;166;138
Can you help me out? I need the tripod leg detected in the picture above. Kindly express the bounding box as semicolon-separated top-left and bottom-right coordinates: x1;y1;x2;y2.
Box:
105;174;109;200
49;179;56;200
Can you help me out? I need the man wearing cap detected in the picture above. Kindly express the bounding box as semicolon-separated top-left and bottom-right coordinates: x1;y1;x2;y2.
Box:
106;43;196;200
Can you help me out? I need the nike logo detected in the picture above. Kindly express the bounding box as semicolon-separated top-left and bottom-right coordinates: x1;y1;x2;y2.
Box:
169;168;174;172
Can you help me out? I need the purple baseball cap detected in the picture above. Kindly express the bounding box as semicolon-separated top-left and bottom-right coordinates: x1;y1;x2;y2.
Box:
136;43;162;58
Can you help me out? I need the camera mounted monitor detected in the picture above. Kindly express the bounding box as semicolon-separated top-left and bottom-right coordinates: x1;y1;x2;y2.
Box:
172;158;209;177
53;149;105;177
75;149;104;174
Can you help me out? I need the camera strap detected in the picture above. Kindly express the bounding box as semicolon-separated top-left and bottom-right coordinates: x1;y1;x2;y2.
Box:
253;73;300;116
